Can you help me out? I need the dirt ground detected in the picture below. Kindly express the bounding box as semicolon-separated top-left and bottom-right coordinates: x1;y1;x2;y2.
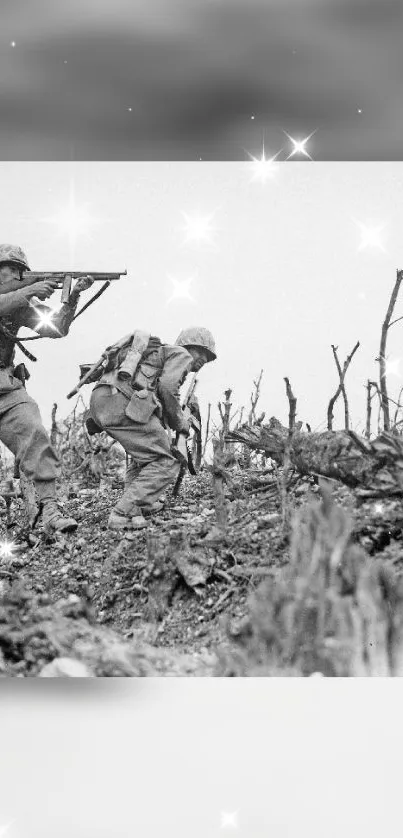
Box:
1;462;403;676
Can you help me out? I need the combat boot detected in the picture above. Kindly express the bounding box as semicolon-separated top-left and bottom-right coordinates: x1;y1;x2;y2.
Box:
41;500;78;533
107;509;132;530
131;506;147;530
141;499;165;517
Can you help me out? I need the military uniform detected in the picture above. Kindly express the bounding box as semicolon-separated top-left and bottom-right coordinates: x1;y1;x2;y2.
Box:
0;296;79;501
89;334;194;517
0;243;90;532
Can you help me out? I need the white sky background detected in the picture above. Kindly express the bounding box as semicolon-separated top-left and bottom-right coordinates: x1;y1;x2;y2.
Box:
1;679;403;837
2;160;403;440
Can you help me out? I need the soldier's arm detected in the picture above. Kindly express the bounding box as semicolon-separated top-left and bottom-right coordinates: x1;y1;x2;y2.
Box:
157;347;194;433
19;279;93;338
0;288;32;317
23;290;81;338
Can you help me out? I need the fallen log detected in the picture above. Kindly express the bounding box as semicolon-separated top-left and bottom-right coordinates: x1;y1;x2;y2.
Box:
227;418;403;498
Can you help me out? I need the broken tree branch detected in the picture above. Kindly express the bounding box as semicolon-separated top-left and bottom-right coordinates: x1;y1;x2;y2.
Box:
327;341;360;431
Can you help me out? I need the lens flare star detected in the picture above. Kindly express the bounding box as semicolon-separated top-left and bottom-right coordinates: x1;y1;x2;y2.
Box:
181;212;216;244
356;222;386;252
220;811;239;829
0;541;15;559
43;178;99;265
248;146;281;183
30;305;61;333
167;275;195;303
47;201;97;240
283;130;316;160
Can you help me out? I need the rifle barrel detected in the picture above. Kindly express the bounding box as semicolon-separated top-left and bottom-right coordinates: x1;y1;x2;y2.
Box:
24;271;126;282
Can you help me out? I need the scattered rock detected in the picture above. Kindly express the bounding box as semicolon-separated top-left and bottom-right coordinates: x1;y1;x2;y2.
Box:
39;657;94;678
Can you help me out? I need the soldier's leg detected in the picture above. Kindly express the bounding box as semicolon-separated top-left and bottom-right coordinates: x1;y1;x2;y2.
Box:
0;397;59;500
0;396;77;532
90;386;179;516
124;457;142;490
113;421;179;513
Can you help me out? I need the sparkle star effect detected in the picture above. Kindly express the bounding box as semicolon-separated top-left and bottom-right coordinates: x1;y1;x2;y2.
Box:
181;212;216;245
167;275;195;303
0;542;15;559
356;222;386;252
30;305;61;333
248;146;281;183
43;179;99;265
220;812;239;829
374;503;384;516
283;130;316;160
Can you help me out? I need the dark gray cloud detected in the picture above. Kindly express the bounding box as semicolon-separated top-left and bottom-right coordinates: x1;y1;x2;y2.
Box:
0;0;402;159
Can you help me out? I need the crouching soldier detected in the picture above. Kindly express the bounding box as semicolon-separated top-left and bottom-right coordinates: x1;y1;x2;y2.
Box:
0;244;94;533
88;326;216;530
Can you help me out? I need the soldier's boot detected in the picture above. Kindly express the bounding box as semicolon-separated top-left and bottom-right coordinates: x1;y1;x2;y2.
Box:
107;509;132;530
41;500;78;533
141;499;166;517
131;505;148;529
108;506;147;531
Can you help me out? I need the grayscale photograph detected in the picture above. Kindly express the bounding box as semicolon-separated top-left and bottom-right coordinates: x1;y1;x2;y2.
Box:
1;160;403;677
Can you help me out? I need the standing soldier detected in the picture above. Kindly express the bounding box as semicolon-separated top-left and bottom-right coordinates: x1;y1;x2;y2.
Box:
0;243;93;533
88;326;216;530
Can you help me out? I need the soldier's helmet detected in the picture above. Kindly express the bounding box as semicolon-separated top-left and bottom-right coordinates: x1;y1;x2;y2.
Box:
175;327;217;361
0;244;30;271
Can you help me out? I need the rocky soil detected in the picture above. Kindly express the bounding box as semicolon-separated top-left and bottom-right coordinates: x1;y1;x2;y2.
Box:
1;462;403;677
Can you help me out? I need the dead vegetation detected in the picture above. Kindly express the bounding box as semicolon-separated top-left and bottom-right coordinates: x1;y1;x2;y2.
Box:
2;271;403;676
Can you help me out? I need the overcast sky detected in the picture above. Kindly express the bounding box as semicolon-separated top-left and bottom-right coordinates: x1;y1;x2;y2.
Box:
1;0;403;159
1;160;403;438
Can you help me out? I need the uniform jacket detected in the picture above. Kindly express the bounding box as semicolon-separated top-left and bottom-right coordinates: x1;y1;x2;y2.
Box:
95;334;194;434
0;288;78;370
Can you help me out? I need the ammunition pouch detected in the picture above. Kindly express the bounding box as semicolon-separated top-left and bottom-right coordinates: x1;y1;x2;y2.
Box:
125;389;158;424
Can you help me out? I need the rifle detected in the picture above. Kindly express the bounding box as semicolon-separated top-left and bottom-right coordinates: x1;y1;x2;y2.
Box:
66;354;110;400
172;373;202;498
19;271;126;305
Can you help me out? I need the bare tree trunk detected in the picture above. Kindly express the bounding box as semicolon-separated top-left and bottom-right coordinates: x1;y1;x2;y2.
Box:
212;438;228;532
327;341;360;430
19;472;39;527
281;377;297;532
378;270;403;431
218;389;232;447
248;369;263;425
50;403;58;447
365;380;373;440
202;403;211;459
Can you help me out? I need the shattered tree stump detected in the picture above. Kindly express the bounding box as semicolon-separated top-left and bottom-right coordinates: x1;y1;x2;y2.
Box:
145;532;177;621
218;487;403;676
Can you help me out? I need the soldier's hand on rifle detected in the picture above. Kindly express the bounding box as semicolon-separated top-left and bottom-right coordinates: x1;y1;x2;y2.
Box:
25;279;59;300
74;275;95;293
